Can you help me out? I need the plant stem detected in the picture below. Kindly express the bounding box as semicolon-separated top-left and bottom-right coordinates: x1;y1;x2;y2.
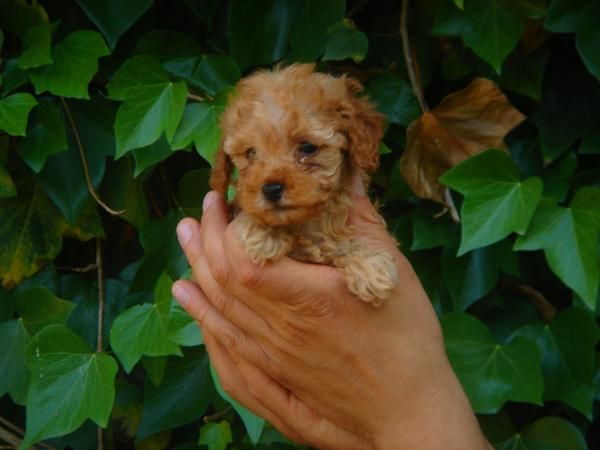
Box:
187;92;210;102
400;0;429;112
60;98;125;216
203;406;233;423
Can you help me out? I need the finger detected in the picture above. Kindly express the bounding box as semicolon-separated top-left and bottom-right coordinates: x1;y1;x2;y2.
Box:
198;191;235;288
222;220;345;305
234;356;372;450
174;276;273;344
203;330;307;444
172;280;282;378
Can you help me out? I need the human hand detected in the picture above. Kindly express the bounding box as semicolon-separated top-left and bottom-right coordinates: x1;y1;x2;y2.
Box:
173;189;490;450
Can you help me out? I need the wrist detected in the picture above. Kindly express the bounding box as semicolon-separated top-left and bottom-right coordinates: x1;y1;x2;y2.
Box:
370;364;489;450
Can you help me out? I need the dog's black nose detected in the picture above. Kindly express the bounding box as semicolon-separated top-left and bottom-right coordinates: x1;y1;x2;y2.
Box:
262;183;285;203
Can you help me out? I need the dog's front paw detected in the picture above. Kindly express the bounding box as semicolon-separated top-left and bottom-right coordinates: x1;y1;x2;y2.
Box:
235;219;290;266
341;250;398;306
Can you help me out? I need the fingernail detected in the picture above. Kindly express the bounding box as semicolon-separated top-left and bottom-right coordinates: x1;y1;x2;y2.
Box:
203;191;218;212
353;172;366;196
177;222;193;247
172;283;190;307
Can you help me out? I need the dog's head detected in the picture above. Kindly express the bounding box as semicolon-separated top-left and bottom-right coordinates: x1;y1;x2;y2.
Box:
210;63;384;226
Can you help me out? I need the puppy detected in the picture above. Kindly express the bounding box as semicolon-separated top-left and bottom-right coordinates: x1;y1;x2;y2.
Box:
210;63;398;306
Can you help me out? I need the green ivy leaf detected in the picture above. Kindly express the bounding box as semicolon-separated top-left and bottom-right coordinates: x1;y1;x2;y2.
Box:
0;164;16;197
17;99;68;173
15;286;75;335
137;349;215;439
131;135;174;177
0;0;48;40
110;273;182;372
21;324;118;449
172;99;225;164
0;319;30;404
229;0;301;70
107;55;187;156
168;300;203;347
441;312;543;413
60;275;132;350
0;93;37;136
17;22;52;69
434;0;526;73
546;0;600;81
367;74;420;127
441;149;543;256
289;0;345;61
74;0;153;50
30;30;110;99
164;54;240;97
210;362;265;444
323;19;368;63
512;307;600;418
514;188;600;308
130;210;188;292
442;239;517;311
481;413;588;450
142;356;167;387
410;207;457;251
198;421;233;450
99;158;149;229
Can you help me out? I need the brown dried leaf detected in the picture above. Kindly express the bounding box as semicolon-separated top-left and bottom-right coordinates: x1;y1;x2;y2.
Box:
400;78;525;205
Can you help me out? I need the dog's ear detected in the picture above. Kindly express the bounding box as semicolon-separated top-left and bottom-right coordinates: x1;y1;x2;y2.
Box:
339;77;385;172
209;144;232;194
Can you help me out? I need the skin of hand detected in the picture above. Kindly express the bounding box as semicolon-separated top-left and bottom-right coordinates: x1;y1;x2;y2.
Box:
172;184;492;450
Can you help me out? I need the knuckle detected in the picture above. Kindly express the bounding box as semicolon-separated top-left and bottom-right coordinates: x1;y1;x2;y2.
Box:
236;262;262;289
210;262;230;287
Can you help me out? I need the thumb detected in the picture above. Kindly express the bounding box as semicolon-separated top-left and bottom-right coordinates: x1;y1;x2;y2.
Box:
348;173;399;252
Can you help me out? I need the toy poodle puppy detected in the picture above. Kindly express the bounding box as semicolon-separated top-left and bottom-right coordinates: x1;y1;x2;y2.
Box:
209;63;398;306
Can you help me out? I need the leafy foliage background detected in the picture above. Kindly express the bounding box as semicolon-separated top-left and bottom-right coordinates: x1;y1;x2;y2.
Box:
0;0;599;449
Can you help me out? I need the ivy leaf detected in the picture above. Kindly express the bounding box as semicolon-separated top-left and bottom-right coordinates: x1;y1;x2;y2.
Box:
0;0;48;39
60;275;132;350
434;0;526;73
99;158;149;229
512;307;600;418
323;19;368;63
228;0;301;70
137;349;215;439
74;0;153;50
514;188;600;308
0;182;65;289
441;312;543;413
30;30;110;99
289;0;345;61
441;149;543;255
0;93;37;136
545;0;600;81
142;356;167;387
172;99;225;164
198;421;233;450
481;413;588;450
0;164;17;198
168;301;203;347
15;286;75;335
17;98;68;173
0;319;30;404
442;239;516;311
17;22;52;69
20;324;118;449
131;135;174;177
164;54;240;97
110;273;182;372
107;55;187;156
210;362;265;444
400;78;525;206
367;74;420;127
410;206;458;251
130;210;188;293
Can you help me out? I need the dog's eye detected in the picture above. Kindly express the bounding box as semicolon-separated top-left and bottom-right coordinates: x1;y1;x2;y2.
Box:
245;148;256;159
299;142;318;155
